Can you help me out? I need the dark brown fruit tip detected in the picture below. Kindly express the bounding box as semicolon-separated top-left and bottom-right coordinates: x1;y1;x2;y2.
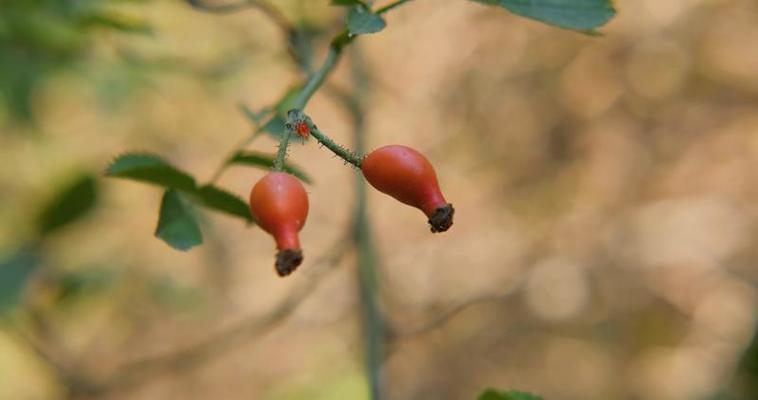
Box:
275;249;303;277
428;203;455;233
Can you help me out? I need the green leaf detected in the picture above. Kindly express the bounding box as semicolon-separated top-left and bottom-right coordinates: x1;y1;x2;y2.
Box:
0;248;39;317
192;185;254;222
36;174;98;235
275;86;302;114
241;86;307;143
470;0;616;31
478;388;544;400
347;6;386;35
239;103;271;124
155;189;202;251
105;153;196;192
263;114;288;138
262;115;307;144
228;151;312;184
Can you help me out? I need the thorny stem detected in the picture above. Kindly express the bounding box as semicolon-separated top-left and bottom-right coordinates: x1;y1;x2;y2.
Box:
236;0;414;175
272;124;292;172
204;0;416;182
312;127;363;168
20;0;415;397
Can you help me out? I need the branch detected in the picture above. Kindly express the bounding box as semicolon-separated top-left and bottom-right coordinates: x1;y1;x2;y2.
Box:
376;0;413;14
347;47;387;399
95;239;351;393
6;325;101;397
388;294;513;339
186;0;293;33
208;0;410;183
222;0;414;179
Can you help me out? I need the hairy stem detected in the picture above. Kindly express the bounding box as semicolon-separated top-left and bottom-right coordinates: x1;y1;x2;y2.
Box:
311;128;363;168
272;126;292;171
209;0;414;181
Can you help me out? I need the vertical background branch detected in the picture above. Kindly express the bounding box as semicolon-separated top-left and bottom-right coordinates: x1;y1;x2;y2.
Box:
345;45;387;400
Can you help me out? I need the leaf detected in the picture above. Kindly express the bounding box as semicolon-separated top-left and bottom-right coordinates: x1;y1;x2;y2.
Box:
263;115;307;143
36;174;98;235
155;189;203;251
0;248;39;317
241;86;307;143
347;6;386;35
105;153;196;192
263;114;288;138
275;86;302;114
239;103;271;124
477;388;544;400
192;185;254;222
469;0;616;31
228;151;312;184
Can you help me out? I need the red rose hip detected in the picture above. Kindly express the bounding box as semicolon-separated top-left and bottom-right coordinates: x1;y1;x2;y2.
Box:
249;172;309;276
361;145;454;232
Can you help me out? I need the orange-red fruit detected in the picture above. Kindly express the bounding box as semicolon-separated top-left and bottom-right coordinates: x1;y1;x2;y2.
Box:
249;172;309;276
361;145;454;233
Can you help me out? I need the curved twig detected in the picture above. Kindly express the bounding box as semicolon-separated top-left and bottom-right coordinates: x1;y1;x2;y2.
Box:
186;0;292;30
388;293;514;339
92;239;351;393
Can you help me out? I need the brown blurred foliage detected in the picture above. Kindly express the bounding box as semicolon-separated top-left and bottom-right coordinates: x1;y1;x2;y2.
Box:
1;0;757;399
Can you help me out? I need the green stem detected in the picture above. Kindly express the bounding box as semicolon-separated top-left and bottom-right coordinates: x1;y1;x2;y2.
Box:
291;47;341;110
272;126;292;172
290;0;413;111
311;128;363;168
376;0;412;14
276;23;346;172
210;0;414;181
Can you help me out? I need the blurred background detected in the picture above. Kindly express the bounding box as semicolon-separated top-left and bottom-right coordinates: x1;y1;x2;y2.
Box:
1;0;757;399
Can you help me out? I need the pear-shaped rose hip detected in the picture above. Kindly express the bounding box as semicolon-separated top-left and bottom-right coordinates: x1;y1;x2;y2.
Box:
361;145;454;232
249;172;309;276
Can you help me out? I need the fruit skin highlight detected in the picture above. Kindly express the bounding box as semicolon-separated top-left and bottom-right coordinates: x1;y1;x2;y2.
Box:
360;145;454;233
249;172;309;276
